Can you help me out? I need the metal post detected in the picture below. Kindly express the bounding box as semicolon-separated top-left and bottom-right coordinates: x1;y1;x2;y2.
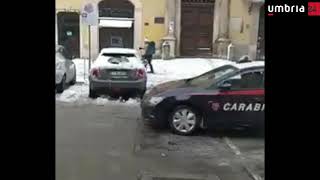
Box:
83;58;86;82
88;25;91;70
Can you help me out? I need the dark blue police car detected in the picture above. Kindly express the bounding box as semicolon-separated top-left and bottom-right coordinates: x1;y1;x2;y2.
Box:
141;62;264;135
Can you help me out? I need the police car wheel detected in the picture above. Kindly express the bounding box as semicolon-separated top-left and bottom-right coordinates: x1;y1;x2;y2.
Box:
169;105;201;136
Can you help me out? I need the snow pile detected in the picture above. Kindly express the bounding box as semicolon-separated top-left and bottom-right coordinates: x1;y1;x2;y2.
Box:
73;58;89;83
92;56;144;70
235;61;264;69
56;84;140;106
95;97;139;106
57;90;80;103
95;97;110;105
100;48;137;54
147;58;232;89
56;84;88;103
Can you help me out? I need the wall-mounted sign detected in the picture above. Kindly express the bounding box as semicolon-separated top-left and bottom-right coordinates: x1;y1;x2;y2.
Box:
154;17;165;24
99;19;133;28
81;2;98;26
66;31;73;36
229;17;242;32
99;8;133;18
110;36;123;47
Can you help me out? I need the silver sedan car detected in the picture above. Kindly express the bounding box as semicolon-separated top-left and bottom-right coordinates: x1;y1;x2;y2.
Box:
56;45;77;93
89;48;147;99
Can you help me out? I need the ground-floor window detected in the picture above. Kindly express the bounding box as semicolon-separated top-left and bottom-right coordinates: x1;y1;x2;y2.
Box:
99;26;134;50
57;11;80;58
98;0;134;50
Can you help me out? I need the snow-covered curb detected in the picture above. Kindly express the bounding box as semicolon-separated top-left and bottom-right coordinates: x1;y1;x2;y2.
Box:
57;58;233;105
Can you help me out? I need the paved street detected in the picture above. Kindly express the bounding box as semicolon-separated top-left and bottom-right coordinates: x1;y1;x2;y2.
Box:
56;101;264;180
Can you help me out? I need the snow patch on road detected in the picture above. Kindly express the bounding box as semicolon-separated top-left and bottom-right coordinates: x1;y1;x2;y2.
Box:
56;84;140;106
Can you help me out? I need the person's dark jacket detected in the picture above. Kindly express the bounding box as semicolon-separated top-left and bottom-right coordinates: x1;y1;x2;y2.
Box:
145;41;156;56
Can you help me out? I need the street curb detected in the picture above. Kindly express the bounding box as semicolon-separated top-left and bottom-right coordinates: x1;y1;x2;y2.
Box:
223;137;263;180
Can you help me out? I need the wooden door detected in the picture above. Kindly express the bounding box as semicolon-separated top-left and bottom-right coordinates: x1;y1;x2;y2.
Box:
180;0;214;56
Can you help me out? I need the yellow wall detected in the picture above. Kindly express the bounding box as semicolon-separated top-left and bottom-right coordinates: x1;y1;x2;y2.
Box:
141;0;166;48
229;0;251;45
56;0;81;10
56;0;166;49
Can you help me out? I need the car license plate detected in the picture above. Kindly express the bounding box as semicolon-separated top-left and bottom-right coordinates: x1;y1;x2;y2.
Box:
110;71;127;76
112;87;121;92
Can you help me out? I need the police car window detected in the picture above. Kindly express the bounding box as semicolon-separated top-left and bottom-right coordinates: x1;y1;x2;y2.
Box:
225;70;264;89
188;65;238;88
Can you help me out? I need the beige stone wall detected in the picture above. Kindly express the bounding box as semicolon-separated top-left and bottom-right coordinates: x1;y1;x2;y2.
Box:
228;0;264;60
229;0;251;45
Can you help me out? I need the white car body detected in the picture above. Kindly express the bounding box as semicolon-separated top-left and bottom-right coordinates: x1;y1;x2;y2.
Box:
89;48;147;98
91;48;144;70
55;46;76;85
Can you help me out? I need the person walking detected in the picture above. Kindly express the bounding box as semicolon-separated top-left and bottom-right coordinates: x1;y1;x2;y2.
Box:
143;40;156;73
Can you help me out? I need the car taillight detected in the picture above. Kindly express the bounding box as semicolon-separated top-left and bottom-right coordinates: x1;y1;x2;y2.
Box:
91;68;101;78
135;68;146;79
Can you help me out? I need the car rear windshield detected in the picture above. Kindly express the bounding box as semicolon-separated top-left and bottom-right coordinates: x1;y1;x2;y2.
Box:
108;57;130;63
102;53;136;58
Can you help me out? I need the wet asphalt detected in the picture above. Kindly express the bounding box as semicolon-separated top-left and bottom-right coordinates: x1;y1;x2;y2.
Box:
56;101;264;180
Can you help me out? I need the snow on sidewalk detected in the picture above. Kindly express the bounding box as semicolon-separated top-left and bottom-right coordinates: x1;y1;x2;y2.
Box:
147;58;233;89
56;58;232;105
73;58;89;83
55;83;140;106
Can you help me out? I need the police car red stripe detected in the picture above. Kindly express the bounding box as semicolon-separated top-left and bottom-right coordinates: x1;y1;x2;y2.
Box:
190;89;264;96
218;89;264;95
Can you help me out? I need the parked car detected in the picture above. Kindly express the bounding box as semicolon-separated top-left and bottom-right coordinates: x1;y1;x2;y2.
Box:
56;45;77;93
89;48;147;99
141;62;264;136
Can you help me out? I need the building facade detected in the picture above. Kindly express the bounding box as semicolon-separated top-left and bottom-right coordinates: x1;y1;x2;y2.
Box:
56;0;264;60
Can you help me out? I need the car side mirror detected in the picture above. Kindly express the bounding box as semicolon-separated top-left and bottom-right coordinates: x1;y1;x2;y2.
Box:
218;82;232;90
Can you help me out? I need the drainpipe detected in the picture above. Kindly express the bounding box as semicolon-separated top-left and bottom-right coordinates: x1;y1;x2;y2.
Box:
227;43;235;61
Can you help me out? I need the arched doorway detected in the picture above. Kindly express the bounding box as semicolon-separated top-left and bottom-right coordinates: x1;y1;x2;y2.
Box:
98;0;134;50
57;11;80;58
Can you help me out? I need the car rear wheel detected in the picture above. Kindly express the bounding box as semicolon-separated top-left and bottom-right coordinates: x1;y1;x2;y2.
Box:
70;70;76;85
56;75;66;93
89;87;98;99
169;105;201;136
